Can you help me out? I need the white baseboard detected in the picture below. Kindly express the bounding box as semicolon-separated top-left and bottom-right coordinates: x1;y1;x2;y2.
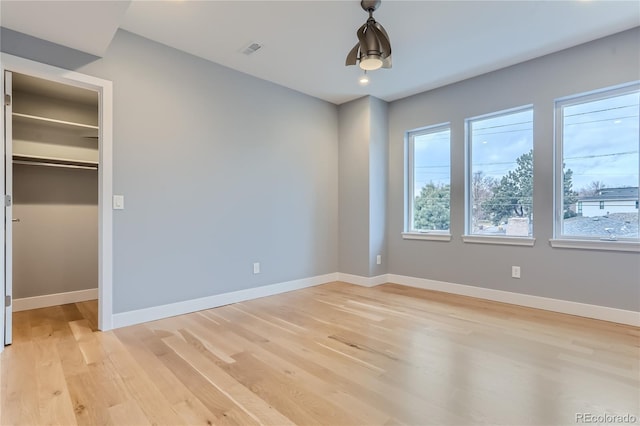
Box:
337;272;387;287
13;288;98;312
112;273;338;329
110;270;639;330
385;274;640;327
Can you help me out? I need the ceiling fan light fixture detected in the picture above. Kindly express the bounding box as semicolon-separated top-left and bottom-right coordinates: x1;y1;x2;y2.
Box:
345;0;392;72
359;71;370;85
359;56;383;71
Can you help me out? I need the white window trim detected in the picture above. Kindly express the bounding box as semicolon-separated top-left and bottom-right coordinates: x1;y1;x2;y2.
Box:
405;122;451;235
553;81;640;244
465;104;535;239
402;232;452;242
549;239;640;253
462;235;536;246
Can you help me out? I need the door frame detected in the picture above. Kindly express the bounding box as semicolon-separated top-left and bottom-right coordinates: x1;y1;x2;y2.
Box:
1;53;114;349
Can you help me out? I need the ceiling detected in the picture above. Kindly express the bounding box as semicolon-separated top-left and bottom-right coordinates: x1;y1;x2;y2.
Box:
1;1;639;105
0;1;130;57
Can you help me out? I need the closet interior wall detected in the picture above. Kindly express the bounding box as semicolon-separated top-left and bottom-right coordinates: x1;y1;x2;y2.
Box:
11;73;99;303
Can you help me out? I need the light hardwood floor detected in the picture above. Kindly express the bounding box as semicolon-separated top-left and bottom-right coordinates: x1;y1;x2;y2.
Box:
1;282;638;425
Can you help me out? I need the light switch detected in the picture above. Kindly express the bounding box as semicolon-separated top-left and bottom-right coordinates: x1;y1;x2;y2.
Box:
113;195;125;210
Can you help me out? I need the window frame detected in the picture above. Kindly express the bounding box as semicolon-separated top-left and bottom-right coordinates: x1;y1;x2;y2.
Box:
552;82;640;251
404;123;452;241
463;104;535;245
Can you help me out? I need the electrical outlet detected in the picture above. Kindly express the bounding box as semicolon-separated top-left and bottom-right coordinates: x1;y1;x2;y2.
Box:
253;262;260;274
376;255;382;265
512;266;521;279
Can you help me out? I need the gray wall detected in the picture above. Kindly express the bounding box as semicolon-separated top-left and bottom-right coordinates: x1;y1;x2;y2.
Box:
1;27;99;70
4;29;339;313
13;165;98;298
387;28;640;311
338;96;389;278
3;25;638;314
338;97;371;277
369;97;388;277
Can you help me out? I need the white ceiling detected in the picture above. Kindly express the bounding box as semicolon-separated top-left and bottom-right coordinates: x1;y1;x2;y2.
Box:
2;1;639;105
0;0;131;57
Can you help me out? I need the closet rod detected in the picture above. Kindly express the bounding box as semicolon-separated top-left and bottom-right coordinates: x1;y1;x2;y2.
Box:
13;160;98;171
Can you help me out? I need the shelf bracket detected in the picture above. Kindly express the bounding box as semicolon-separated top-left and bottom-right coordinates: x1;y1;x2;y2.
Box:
4;94;10;106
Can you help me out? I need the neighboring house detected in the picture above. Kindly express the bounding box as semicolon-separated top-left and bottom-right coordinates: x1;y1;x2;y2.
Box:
578;187;639;217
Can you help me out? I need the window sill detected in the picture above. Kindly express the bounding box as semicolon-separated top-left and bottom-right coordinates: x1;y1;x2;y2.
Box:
461;235;536;246
402;232;452;242
549;239;640;253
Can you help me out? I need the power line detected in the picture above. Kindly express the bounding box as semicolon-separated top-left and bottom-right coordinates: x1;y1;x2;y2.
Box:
414;151;638;170
473;160;519;166
472;128;533;137
564;103;639;118
471;119;533;132
564;114;638;127
565;151;638;160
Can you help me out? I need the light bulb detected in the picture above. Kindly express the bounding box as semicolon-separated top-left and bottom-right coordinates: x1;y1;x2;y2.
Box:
359;56;383;71
359;71;370;86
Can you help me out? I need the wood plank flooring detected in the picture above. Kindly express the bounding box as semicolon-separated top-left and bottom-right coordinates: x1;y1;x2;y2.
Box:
1;282;638;425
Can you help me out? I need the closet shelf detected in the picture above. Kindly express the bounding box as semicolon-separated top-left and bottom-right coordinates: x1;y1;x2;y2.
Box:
13;112;99;138
13;154;98;170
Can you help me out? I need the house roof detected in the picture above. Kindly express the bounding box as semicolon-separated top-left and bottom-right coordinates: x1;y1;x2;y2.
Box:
579;187;639;202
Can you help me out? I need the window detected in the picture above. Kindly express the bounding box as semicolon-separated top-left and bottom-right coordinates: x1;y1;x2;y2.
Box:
555;83;639;241
577;201;583;215
466;106;534;237
406;124;451;235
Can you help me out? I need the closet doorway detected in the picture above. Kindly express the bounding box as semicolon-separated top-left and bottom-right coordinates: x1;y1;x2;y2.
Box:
11;72;99;338
2;54;114;348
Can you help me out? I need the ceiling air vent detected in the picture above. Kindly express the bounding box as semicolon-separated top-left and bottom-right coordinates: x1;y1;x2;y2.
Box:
241;42;263;56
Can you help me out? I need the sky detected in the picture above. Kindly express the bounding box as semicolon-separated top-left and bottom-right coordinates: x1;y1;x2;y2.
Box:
412;90;639;195
413;127;450;191
470;108;532;183
562;91;639;191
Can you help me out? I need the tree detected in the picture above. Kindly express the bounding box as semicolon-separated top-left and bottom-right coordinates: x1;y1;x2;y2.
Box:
413;182;450;231
579;181;607;196
482;150;533;225
472;171;496;222
481;149;577;224
563;167;579;219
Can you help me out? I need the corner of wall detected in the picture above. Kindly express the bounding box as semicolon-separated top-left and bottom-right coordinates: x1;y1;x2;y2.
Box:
337;95;390;278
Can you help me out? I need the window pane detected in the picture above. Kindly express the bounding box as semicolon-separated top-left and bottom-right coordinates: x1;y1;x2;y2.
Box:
468;108;534;236
561;89;639;240
410;127;450;232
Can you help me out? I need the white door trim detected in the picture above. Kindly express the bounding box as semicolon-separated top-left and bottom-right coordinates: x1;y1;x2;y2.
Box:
3;70;13;345
0;53;114;349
